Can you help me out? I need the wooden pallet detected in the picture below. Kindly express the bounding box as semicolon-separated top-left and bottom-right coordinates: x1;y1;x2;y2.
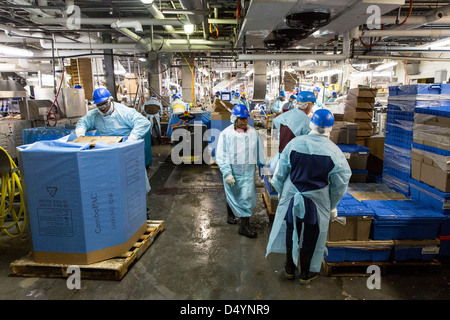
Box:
9;220;165;281
262;192;276;222
322;258;442;277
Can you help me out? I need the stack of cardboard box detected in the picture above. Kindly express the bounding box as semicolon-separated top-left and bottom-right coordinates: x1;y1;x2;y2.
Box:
344;88;377;146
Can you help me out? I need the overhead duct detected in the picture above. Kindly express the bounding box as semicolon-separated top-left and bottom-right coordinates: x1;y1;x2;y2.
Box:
294;0;405;49
145;3;181;39
30;17;185;27
178;0;209;39
252;61;267;101
239;32;350;61
356;29;450;38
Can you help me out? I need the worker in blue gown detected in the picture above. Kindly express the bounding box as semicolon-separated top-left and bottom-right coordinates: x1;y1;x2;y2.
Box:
270;90;286;114
167;93;189;137
267;91;315;173
266;108;351;284
75;87;152;215
215;104;266;238
143;94;162;139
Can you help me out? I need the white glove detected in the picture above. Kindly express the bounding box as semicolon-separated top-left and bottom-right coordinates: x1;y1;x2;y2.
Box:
75;127;86;137
128;133;139;141
330;208;338;221
225;174;235;187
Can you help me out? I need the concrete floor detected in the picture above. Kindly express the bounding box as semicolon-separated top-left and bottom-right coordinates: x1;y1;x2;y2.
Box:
0;143;450;301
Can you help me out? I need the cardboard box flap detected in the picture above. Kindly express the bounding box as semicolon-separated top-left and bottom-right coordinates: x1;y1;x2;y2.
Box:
71;136;123;147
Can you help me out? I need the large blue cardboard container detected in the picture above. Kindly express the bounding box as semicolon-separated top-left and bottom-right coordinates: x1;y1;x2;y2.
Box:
17;139;148;264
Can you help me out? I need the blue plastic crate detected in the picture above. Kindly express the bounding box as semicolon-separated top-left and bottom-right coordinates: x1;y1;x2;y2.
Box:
414;104;450;117
412;142;450;157
337;144;370;153
324;245;392;262
389;84;450;96
337;193;374;217
409;178;450;215
393;244;439;261
263;176;277;195
362;200;446;240
22;126;76;145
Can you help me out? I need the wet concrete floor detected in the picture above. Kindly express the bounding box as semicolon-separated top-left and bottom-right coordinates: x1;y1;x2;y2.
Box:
0;144;449;301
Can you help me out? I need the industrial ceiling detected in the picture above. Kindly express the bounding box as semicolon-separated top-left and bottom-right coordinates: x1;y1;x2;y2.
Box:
1;0;450;72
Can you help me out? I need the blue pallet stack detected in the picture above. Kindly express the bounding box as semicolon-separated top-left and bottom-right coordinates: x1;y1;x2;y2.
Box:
384;84;450;196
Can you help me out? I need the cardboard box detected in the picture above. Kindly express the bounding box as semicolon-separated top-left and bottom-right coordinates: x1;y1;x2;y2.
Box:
343;107;373;120
328;216;373;241
213;99;233;113
17;139;148;265
71;136;123;147
350;172;367;183
366;136;385;160
346;98;375;110
330;121;359;144
411;148;450;192
345;152;369;170
354;121;373;130
348;88;378;98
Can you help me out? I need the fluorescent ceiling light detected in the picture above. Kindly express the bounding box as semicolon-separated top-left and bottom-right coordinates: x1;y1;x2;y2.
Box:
141;0;154;4
184;24;194;34
375;61;398;71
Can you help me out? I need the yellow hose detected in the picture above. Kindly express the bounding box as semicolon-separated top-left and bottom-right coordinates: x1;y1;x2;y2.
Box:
0;147;26;238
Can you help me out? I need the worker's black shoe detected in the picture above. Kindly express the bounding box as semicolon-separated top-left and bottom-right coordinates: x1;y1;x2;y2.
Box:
299;249;317;285
238;217;257;238
299;272;319;285
146;207;151;220
284;248;296;280
226;205;237;225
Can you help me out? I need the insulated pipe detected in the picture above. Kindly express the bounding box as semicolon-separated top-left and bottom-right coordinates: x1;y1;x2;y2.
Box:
111;20;144;34
179;0;206;25
30;17;185;27
354;55;450;62
7;0;54;18
146;3;181;39
238;32;350;61
380;4;450;27
357;29;450;38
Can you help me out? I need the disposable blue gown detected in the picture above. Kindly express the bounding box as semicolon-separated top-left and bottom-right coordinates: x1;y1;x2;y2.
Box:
270;97;284;114
167;99;189;136
76;102;152;192
265;133;351;272
267;108;311;172
216;125;266;218
143;98;162;136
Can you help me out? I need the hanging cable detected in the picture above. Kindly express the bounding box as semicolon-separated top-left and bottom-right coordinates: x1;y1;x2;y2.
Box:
47;66;65;127
396;0;413;27
0;147;26;239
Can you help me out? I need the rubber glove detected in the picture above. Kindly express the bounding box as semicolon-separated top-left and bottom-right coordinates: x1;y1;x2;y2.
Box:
75;127;86;137
225;174;235;187
128;133;139;141
330;208;338;221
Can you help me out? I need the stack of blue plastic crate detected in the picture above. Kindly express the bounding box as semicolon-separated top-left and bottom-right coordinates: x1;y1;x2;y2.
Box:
384;84;450;196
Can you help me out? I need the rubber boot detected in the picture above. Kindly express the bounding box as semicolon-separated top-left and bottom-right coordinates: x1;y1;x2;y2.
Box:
226;203;237;225
238;217;257;238
299;249;318;285
284;248;296;280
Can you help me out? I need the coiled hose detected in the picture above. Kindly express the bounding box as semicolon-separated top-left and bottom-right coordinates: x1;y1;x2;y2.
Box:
0;147;26;238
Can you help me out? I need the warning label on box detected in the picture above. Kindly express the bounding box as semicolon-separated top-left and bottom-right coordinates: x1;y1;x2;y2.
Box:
37;208;73;237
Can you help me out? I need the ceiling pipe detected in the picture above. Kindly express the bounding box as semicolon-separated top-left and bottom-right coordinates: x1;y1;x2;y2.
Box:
6;0;54;18
238;32;350;61
145;3;181;39
357;29;450;38
354;55;450;62
178;0;209;39
381;4;450;29
30;17;185;26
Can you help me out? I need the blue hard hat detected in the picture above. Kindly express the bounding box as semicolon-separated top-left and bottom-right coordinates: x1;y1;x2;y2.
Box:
313;86;321;92
215;91;220;95
93;88;111;105
231;104;250;118
311;109;334;128
151;94;158;98
173;93;181;100
297;91;316;103
279;90;286;97
332;92;337;96
290;94;297;100
234;92;240;97
74;85;82;89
